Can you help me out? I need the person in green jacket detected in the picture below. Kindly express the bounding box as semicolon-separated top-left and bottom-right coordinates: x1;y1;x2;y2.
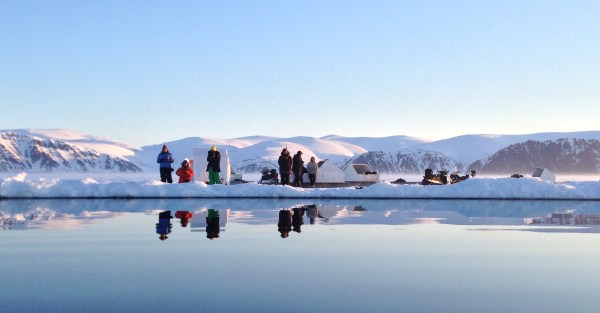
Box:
206;146;222;185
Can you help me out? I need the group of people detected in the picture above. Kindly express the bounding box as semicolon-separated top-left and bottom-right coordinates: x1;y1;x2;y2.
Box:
277;148;318;187
156;145;222;184
158;145;319;187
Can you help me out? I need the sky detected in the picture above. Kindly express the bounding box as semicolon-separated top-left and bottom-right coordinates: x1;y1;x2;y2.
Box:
1;0;599;147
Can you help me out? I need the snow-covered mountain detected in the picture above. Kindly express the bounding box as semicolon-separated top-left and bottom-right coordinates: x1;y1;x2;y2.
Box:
415;131;600;166
3;129;600;176
0;130;142;173
137;136;367;173
320;134;431;152
469;138;600;174
340;150;463;174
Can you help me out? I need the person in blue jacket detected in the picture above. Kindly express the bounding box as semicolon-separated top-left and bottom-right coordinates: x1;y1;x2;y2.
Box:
157;145;174;183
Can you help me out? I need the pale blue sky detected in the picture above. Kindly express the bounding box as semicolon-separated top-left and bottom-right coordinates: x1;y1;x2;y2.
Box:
1;0;599;146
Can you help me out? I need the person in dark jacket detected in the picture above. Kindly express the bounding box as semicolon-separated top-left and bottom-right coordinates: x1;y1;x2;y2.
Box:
175;158;194;183
292;151;304;187
277;148;292;185
206;146;221;185
156;145;174;183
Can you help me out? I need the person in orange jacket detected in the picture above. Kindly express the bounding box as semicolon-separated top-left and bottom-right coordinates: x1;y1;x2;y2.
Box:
176;158;194;183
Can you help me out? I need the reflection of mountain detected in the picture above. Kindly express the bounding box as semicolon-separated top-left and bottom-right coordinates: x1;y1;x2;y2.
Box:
4;199;600;232
527;213;600;225
1;207;121;230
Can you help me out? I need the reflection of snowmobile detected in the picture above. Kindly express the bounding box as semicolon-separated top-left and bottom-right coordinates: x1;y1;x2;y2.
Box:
259;168;279;185
422;169;470;185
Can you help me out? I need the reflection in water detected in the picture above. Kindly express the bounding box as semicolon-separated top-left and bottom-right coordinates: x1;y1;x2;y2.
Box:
5;200;600;313
292;207;304;233
527;213;600;225
306;204;318;224
3;199;600;233
278;209;291;238
206;209;220;240
155;211;173;241
175;210;193;227
190;209;230;239
1;206;119;230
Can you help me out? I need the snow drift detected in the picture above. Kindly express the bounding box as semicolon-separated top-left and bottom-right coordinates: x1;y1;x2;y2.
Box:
1;173;599;200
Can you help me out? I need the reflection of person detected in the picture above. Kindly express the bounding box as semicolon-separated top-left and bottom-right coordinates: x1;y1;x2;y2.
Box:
278;209;292;238
306;157;318;187
156;210;173;240
175;210;193;227
206;209;220;239
176;158;194;183
306;205;318;225
292;207;305;233
292;151;304;187
156;145;174;183
206;146;221;185
278;149;292;186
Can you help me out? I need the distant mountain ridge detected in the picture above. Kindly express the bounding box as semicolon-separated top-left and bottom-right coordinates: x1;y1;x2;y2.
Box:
2;129;600;176
469;138;600;174
0;131;142;173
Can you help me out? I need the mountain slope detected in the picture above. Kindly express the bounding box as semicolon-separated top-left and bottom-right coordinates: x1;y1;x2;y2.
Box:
469;138;600;174
321;134;431;152
0;130;142;173
417;131;600;166
340;150;463;174
3;129;600;176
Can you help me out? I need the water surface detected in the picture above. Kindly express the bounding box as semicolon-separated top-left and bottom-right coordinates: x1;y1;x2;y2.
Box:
2;199;600;313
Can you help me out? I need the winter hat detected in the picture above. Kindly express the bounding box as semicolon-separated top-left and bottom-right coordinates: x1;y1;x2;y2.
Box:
211;146;217;151
182;158;190;165
297;151;303;154
162;145;168;150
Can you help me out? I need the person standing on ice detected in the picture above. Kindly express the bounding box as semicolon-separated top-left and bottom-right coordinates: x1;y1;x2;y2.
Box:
278;148;292;185
175;158;194;183
292;151;304;187
306;157;318;187
206;146;221;185
156;145;174;183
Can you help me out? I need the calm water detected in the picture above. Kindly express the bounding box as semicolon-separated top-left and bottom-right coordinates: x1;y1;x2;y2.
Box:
2;199;600;313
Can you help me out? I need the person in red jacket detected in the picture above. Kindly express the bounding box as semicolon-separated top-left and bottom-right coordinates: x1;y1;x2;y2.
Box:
176;158;194;183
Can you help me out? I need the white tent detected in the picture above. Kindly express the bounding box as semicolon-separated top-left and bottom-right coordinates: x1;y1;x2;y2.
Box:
532;167;556;183
192;148;233;184
344;164;380;183
302;159;345;183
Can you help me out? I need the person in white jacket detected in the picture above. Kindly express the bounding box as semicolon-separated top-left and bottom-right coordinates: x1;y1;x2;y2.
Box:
306;157;318;187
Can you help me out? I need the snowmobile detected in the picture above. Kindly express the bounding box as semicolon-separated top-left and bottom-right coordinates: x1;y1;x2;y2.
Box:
422;169;470;185
450;171;470;184
421;169;448;185
259;168;279;185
